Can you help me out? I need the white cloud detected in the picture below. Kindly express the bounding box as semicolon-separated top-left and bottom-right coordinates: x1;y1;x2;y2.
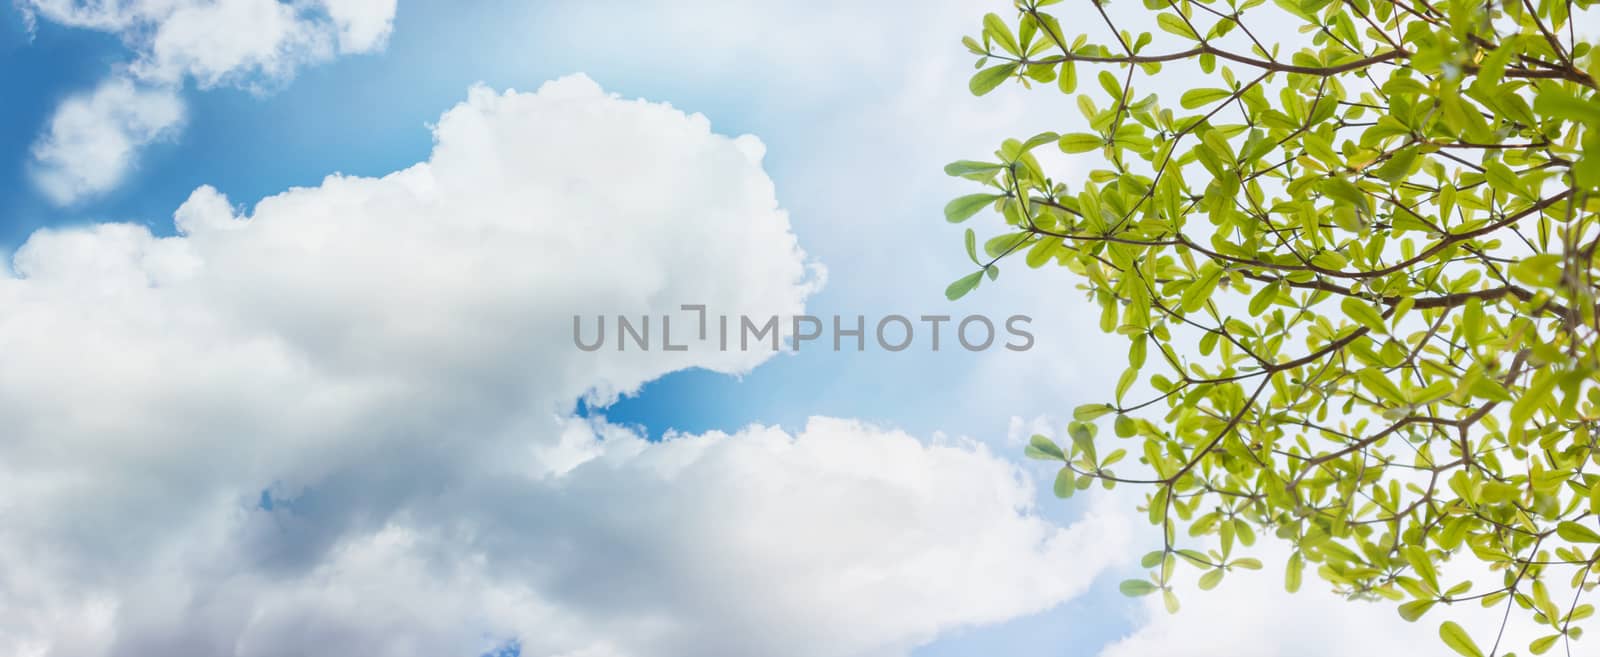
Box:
0;76;1125;657
28;77;185;206
138;0;331;87
323;0;398;52
20;0;395;84
21;0;399;204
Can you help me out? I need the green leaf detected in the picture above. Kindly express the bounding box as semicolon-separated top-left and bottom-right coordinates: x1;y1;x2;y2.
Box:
1370;147;1418;183
1097;70;1121;99
1198;568;1224;590
1320;177;1371;215
1404;545;1438;591
1285;552;1303;593
1119;579;1159;596
1511;254;1563;288
1026;434;1066;460
1510;369;1557;437
1180;88;1232;109
1534;87;1600;124
945;194;1002;223
1356;367;1405;404
1059;133;1104;153
1156;13;1198;39
964;228;979;265
983;233;1025;258
1114;414;1137;437
946;271;984;300
1073;403;1114;421
1557;521;1600;543
1531;633;1561;654
1398;599;1434;622
1439;621;1483;657
1302;132;1340;166
1248;282;1278;316
1310;250;1349;270
1115;367;1138;404
1102;447;1127;466
944;160;1005;177
970;64;1019;96
1053;467;1074;498
1026;236;1062;268
1485;160;1532;201
1057;61;1077;93
1140;551;1163;568
1020;131;1061;152
1340;297;1387;333
1069;422;1096;460
1178;266;1222;313
982;12;1019;55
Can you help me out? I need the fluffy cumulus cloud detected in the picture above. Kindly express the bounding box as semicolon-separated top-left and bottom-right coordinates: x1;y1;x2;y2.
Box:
29;77;186;206
21;0;398;204
0;76;1126;657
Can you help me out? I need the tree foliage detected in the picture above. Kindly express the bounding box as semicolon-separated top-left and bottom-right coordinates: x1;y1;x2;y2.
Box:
949;0;1599;653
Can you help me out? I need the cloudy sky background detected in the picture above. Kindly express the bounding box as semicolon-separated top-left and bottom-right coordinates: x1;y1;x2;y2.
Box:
0;1;1556;656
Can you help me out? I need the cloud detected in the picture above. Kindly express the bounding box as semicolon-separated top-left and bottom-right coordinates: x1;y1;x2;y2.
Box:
20;0;399;204
28;77;185;206
0;75;1124;657
21;0;396;85
322;0;399;52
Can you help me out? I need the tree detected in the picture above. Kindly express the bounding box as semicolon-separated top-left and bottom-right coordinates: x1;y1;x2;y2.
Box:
946;0;1599;654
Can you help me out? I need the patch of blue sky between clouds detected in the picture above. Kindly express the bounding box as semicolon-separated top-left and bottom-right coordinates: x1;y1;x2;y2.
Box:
479;640;521;657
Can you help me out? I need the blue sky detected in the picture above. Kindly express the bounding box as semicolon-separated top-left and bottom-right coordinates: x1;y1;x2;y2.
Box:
0;2;1482;656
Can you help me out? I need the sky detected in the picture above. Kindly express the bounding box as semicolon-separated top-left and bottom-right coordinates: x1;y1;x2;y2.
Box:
0;1;1559;656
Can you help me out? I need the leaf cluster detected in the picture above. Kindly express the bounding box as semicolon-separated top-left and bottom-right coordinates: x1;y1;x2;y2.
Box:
952;0;1600;653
